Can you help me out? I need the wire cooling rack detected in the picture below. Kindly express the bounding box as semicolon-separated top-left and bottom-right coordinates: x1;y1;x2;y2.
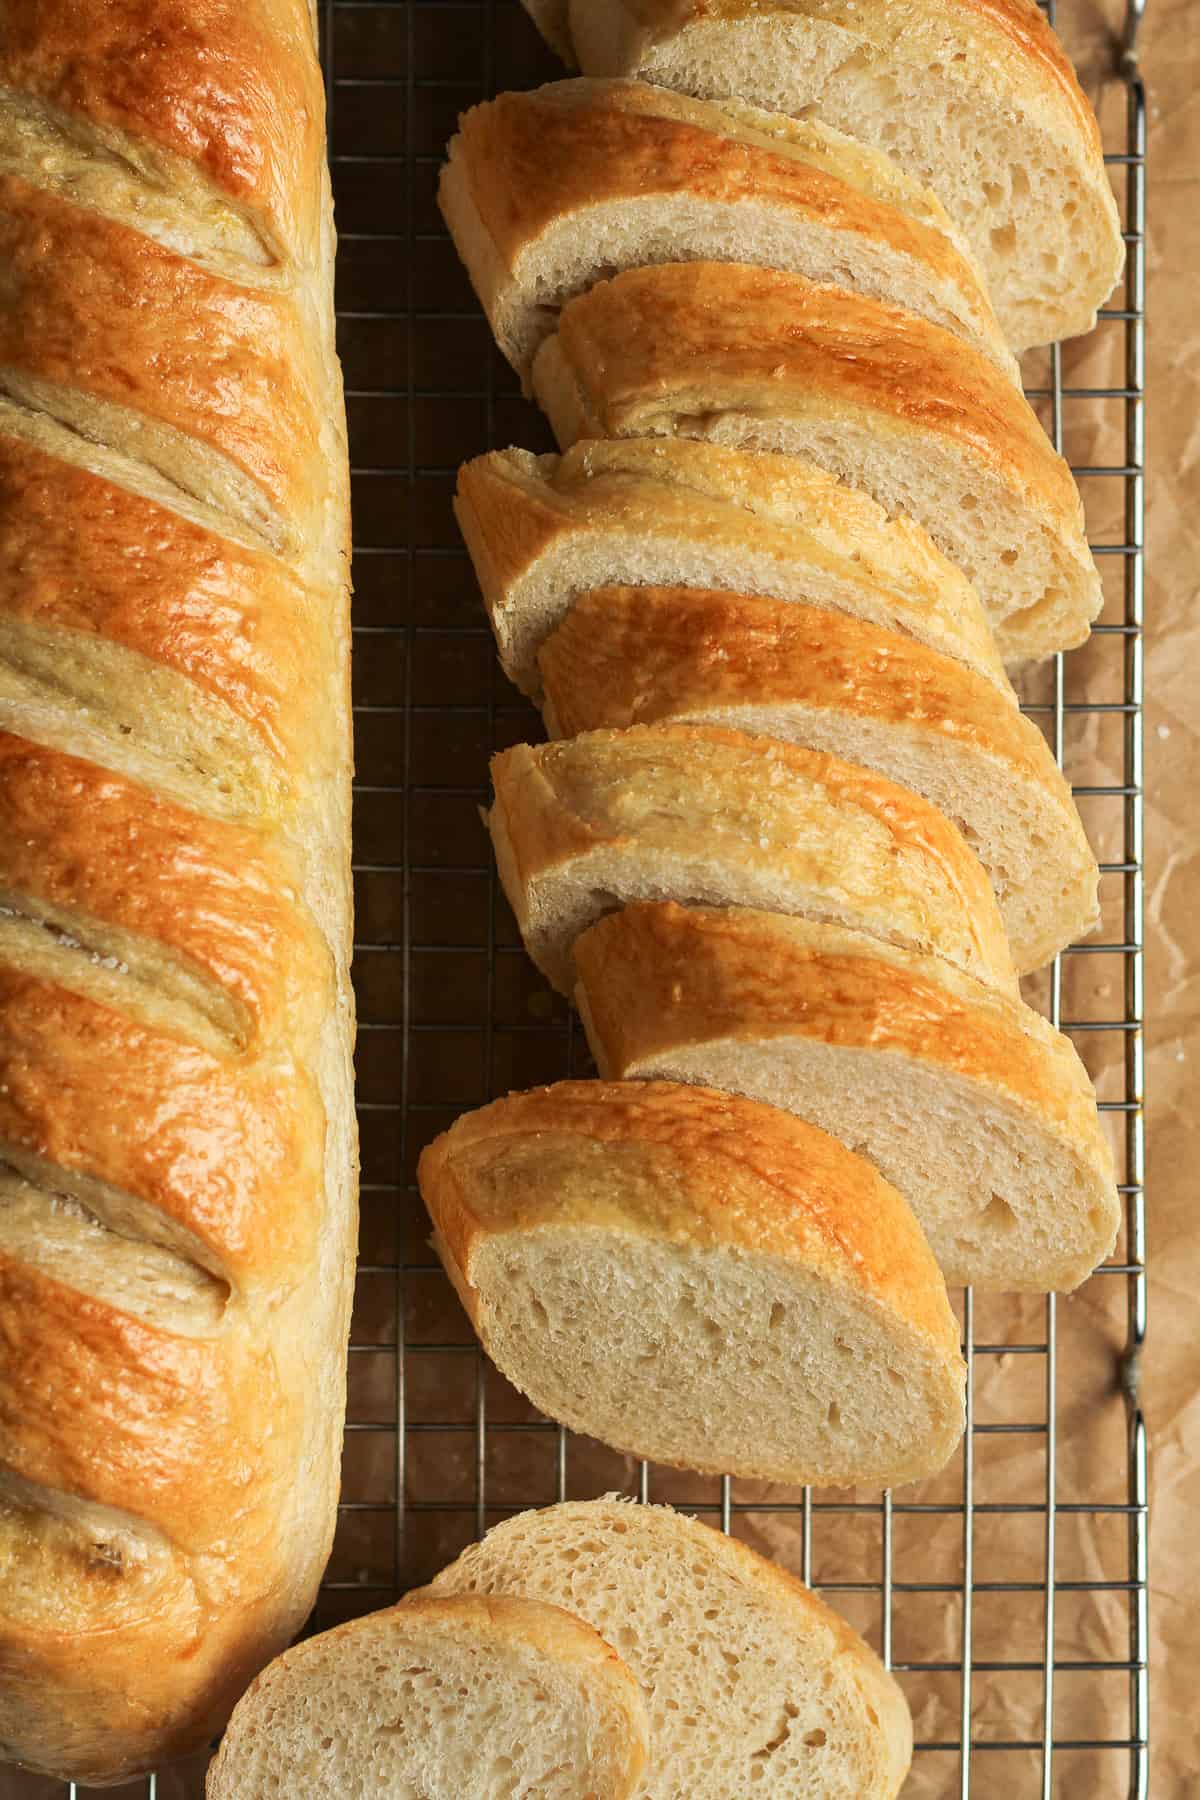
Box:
17;4;1146;1797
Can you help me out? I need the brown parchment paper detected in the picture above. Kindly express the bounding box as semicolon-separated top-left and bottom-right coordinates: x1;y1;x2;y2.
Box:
1;2;1194;1796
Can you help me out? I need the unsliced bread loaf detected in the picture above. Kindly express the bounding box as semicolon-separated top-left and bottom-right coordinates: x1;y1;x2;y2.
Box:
576;904;1121;1292
442;78;1016;384
488;723;1016;996
538;587;1098;972
418;1080;966;1486
426;1498;912;1799
521;0;1124;351
206;1592;649;1800
532;262;1101;662
455;438;1010;697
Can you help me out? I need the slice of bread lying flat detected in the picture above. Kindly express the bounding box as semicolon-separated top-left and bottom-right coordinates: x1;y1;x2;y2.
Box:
455;438;1010;699
538;587;1099;973
426;1498;913;1799
488;722;1017;996
206;1592;649;1800
418;1080;966;1487
576;904;1121;1293
521;0;1124;351
532;262;1102;662
441;78;1017;385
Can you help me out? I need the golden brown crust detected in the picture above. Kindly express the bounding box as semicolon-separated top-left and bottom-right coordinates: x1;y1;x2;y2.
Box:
420;1079;961;1358
540;585;1035;764
0;0;325;260
0;176;323;543
550;261;1079;524
489;721;1017;993
0;736;329;1048
452;78;1012;373
0;1253;297;1554
0;437;321;775
456;440;1012;693
0;970;323;1287
576;904;1110;1168
537;586;1097;972
0;3;354;1780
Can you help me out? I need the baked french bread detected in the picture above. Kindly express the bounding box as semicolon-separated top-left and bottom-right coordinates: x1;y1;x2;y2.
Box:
576;905;1121;1292
418;1080;966;1486
532;261;1102;662
0;3;354;1784
442;78;1017;384
427;1498;913;1800
519;0;1124;351
538;587;1099;973
488;723;1017;996
456;439;1011;698
206;1592;650;1800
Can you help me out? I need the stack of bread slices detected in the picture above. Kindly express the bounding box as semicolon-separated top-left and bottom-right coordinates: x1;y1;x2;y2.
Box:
421;3;1125;1509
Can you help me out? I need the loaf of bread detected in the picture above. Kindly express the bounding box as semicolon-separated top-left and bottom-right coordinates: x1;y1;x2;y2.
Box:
427;1497;914;1800
419;1081;966;1486
442;78;1016;384
456;438;1010;697
539;587;1099;972
520;0;1124;350
576;905;1121;1292
532;261;1102;661
0;3;354;1783
489;723;1017;995
206;1592;649;1800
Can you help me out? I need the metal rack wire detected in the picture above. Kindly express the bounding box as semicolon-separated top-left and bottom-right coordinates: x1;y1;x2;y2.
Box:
30;3;1147;1796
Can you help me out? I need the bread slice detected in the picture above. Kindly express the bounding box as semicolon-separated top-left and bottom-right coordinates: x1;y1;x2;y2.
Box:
538;587;1098;973
521;0;1124;351
427;1498;913;1799
456;439;1011;699
532;262;1102;662
488;722;1016;996
418;1081;965;1486
576;904;1121;1293
441;78;1017;385
206;1592;649;1799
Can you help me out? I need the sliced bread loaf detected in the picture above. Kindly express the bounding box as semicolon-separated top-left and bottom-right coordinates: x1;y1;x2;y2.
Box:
418;1081;966;1486
442;78;1016;384
427;1497;912;1799
455;438;1010;698
206;1592;649;1799
488;723;1017;995
520;0;1124;351
576;904;1121;1292
532;262;1102;661
538;587;1098;972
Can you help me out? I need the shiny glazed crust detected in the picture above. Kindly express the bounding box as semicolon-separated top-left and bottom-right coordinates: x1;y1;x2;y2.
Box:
0;4;355;1786
487;722;1018;994
580;905;1108;1162
537;585;1099;972
575;905;1120;1289
531;261;1101;659
455;439;1011;695
442;77;1016;380
419;1080;962;1360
